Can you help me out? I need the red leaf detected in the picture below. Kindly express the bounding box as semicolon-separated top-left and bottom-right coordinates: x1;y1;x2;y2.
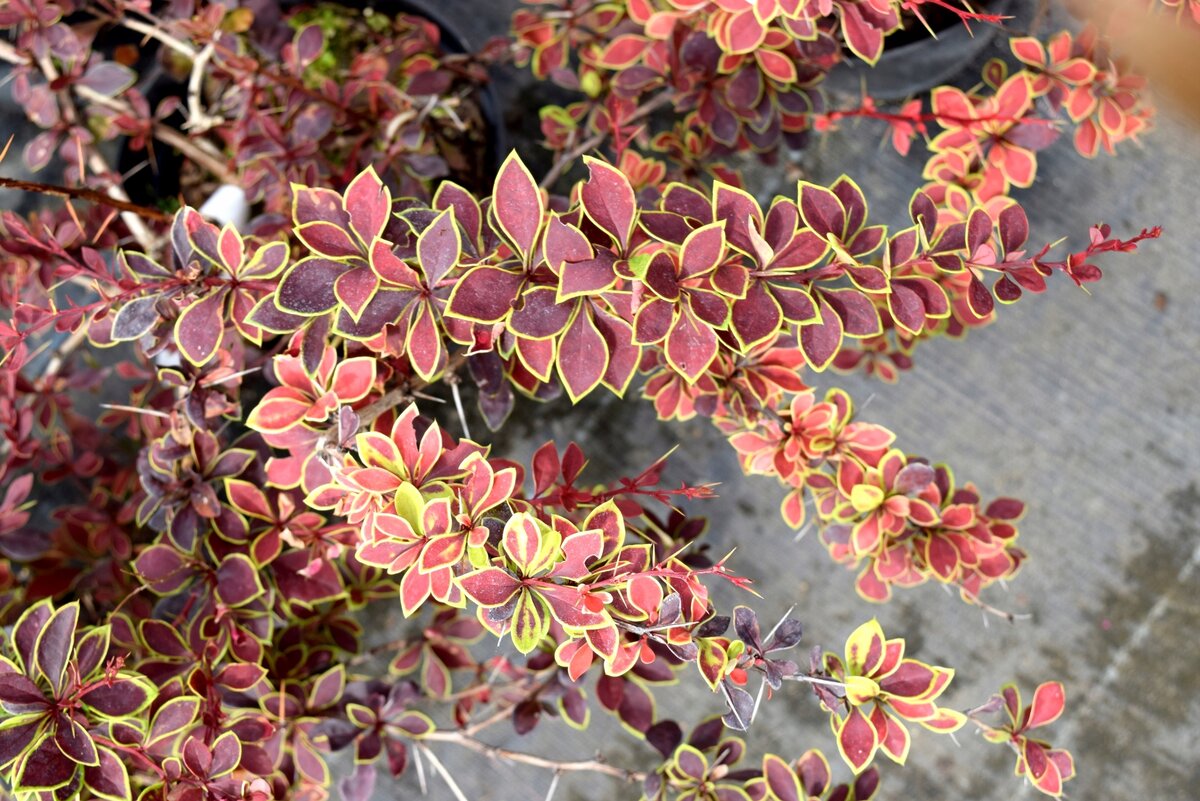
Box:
840;4;885;64
406;303;446;381
492;153;543;262
446;266;525;323
731;283;784;349
713;183;762;256
344;168;390;245
247;388;312;434
824;288;881;337
799;183;846;240
756;50;797;84
330;357;376;403
597;34;649;69
723;8;766;53
1025;681;1066;730
334;267;380;321
434;182;482;246
581;157;637;251
293;186;349;228
680;222;726;279
837;707;878;772
888;282;926;335
557;308;608;401
664;308;718;384
458;567;521;607
967;275;995;318
878;661;935;699
543;215;593;272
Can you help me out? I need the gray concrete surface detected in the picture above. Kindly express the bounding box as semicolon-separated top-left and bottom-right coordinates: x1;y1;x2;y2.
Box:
4;1;1198;799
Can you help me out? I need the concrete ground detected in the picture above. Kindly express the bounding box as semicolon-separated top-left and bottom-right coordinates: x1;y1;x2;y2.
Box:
4;1;1198;799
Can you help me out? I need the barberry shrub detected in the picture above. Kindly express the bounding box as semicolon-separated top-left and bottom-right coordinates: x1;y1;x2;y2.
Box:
0;1;1165;800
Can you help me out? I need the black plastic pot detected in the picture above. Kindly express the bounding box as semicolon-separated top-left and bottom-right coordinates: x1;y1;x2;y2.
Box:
822;0;1014;102
117;0;506;207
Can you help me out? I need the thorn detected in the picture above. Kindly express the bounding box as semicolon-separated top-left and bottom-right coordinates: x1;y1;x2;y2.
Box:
419;746;470;801
543;771;561;801
413;742;428;795
750;676;767;723
99;403;172;419
450;378;472;441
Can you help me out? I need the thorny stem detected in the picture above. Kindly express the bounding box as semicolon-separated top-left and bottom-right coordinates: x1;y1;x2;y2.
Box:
0;176;174;222
783;673;849;691
120;16;197;61
29;52;157;252
0;38;232;223
423;731;647;784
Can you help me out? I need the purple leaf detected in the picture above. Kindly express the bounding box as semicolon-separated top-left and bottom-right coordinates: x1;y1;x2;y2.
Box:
147;698;200;746
35;603;78;696
133;545;189;594
513;700;540;735
645;720;683;759
416;208;461;285
277;257;353;316
54;715;98;766
81;678;151;718
83;747;131;801
800;297;843;371
174;290;228;366
721;682;755;731
24;131;60;172
78;61;136;97
338;762;377;801
110;296;161;341
210;731;241;777
0;674;48;712
215;554;264;607
18;737;76;789
0;716;44;766
894;462;935;495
